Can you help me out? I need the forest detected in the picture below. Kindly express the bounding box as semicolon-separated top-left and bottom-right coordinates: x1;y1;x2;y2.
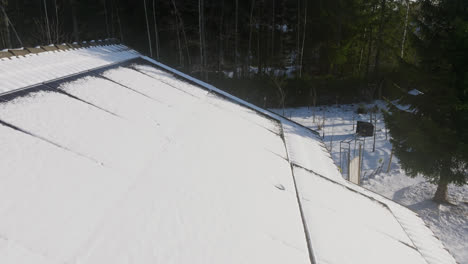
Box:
0;0;428;107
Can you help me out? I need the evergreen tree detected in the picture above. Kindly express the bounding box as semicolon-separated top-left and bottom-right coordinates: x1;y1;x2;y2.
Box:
384;0;468;203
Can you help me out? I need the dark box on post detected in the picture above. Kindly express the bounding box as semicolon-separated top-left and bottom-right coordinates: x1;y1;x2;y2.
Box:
356;121;374;137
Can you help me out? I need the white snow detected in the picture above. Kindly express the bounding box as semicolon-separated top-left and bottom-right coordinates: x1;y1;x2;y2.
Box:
0;44;139;95
275;104;466;264
293;166;427;264
408;89;424;96
0;64;310;264
0;48;460;264
282;121;345;183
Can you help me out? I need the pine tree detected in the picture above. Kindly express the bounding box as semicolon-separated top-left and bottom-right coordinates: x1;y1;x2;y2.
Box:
384;0;468;203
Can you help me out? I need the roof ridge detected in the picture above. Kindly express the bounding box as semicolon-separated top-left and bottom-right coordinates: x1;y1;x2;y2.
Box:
0;43;139;95
0;38;121;59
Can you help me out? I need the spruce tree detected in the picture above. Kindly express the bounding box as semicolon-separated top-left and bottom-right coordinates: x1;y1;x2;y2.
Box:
384;0;468;203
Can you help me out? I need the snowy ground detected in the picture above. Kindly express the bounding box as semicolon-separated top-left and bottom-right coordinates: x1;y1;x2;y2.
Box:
273;102;468;264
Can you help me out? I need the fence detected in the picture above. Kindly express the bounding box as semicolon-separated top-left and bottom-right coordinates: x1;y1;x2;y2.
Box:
340;137;365;184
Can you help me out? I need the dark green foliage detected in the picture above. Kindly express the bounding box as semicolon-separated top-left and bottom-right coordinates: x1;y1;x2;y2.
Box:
357;104;367;114
0;0;417;105
384;0;468;201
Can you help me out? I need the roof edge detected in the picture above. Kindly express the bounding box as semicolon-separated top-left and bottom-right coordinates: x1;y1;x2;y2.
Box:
0;43;139;97
0;38;120;59
140;56;321;138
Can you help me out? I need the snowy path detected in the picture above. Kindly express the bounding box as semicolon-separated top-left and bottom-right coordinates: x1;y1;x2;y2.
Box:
274;104;468;264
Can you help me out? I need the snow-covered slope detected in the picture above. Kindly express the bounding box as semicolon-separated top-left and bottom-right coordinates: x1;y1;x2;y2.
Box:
0;44;138;94
275;105;465;264
0;67;310;264
0;45;457;264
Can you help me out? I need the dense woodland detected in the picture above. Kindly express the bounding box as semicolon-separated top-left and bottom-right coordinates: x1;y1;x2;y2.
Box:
0;0;467;200
1;0;421;106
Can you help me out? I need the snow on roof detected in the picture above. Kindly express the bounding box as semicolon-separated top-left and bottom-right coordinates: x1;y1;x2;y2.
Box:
0;45;457;264
0;44;138;94
408;89;424;96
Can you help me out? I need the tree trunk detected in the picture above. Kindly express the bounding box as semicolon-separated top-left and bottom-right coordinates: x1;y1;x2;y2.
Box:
198;0;202;72
174;14;183;66
270;0;275;68
296;0;300;73
400;0;410;59
247;0;256;78
386;148;393;172
218;0;224;76
234;0;238;78
43;0;52;44
357;28;367;75
329;0;343;75
198;0;206;80
374;0;386;78
110;0;115;36
54;0;59;42
3;5;21;47
152;0;160;60
365;26;373;80
1;1;12;49
143;0;153;57
69;0;79;42
202;1;207;80
114;0;123;41
257;14;261;75
171;0;190;69
433;180;448;203
180;21;191;69
103;0;109;38
299;0;307;77
279;0;286;69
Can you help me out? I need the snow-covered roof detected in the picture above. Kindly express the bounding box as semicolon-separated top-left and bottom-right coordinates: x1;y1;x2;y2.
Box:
408;89;424;96
0;44;457;264
0;43;138;94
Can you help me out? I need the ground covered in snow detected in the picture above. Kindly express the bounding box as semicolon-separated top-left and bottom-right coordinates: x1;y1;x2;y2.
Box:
273;103;468;263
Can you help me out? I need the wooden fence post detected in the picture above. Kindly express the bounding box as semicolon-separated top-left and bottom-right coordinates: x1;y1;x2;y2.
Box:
386;148;393;173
